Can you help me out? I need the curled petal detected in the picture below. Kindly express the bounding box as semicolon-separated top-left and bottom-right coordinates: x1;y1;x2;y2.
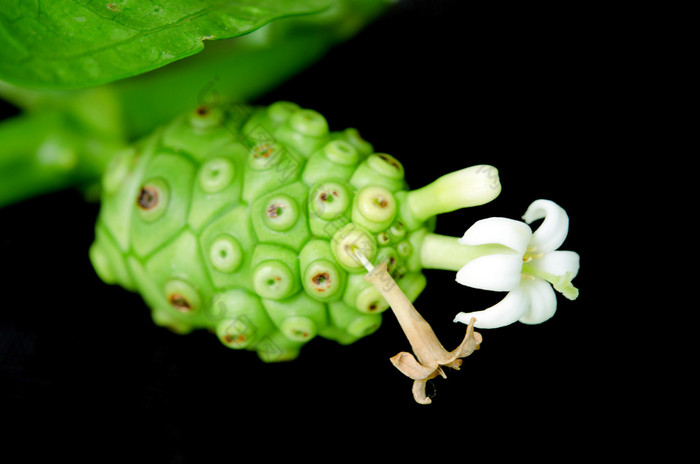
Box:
529;250;580;279
522;199;569;253
412;379;432;405
455;254;524;292
390;351;438;380
448;316;482;360
518;278;557;325
459;217;532;255
390;353;443;405
454;287;529;329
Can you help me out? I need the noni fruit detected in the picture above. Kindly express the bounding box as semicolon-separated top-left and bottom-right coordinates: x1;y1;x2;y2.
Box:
89;101;499;362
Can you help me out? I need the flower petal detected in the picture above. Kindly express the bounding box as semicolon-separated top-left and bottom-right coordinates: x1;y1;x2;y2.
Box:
518;278;557;325
455;254;524;292
459;217;532;254
454;287;529;329
390;351;438;380
529;250;580;279
412;379;433;405
522;199;569;253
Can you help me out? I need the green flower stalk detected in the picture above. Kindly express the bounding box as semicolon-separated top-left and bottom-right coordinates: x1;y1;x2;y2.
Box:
418;232;513;272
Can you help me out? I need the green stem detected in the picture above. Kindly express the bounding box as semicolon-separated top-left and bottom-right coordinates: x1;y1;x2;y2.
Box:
419;232;513;271
0;112;62;206
0;81;49;111
0;111;122;207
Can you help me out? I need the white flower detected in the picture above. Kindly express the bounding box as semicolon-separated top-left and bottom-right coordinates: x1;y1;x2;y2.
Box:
453;199;580;329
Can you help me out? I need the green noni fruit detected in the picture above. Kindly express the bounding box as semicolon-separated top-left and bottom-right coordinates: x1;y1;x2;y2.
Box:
88;101;497;362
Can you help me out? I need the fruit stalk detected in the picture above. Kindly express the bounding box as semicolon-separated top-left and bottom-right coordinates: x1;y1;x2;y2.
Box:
0;110;121;207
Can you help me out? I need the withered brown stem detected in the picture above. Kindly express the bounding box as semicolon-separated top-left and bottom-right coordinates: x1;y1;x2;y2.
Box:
363;261;482;404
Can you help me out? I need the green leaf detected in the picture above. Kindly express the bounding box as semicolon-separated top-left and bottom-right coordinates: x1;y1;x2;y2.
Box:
0;0;332;90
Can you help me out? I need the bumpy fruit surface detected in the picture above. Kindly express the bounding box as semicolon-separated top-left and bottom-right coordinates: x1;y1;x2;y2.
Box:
89;101;434;362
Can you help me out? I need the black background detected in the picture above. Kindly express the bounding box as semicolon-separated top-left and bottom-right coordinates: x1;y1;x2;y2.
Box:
0;0;626;460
